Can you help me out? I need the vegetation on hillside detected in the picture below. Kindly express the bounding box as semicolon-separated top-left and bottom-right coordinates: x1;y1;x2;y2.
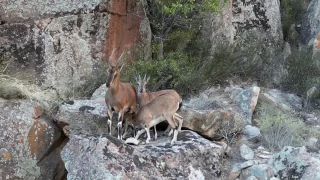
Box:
255;103;319;151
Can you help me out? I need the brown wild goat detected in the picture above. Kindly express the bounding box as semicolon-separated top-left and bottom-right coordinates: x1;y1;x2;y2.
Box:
135;74;183;139
105;50;137;140
128;93;181;144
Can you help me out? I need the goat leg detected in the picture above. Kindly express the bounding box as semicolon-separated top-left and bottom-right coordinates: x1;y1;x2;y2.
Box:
145;127;151;144
135;129;146;139
117;112;123;140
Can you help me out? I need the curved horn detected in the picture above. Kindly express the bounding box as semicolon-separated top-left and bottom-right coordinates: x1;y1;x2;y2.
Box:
116;52;125;67
144;74;146;81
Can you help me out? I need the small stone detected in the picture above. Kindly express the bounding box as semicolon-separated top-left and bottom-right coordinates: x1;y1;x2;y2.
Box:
243;125;260;139
246;176;258;180
240;144;254;160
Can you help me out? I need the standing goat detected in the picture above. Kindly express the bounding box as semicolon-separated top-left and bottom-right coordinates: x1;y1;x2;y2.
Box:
105;50;137;140
135;74;183;139
129;93;181;144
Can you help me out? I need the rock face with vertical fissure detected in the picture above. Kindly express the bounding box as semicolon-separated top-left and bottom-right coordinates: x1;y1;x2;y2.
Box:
0;0;151;99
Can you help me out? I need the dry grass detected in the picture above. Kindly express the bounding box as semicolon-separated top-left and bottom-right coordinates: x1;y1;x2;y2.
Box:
0;75;60;115
255;103;319;151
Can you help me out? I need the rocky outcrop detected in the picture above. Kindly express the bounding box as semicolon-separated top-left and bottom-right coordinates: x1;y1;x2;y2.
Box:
300;0;320;46
59;84;259;140
0;98;67;179
205;0;285;85
61;130;225;179
180;85;260;139
231;146;320;180
207;0;282;47
0;0;151;99
55;99;111;136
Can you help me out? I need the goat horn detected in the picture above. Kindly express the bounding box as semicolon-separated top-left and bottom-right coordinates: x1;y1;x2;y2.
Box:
144;74;146;81
109;49;116;66
116;52;125;67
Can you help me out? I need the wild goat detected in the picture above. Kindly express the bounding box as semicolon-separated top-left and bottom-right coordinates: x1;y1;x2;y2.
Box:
128;93;181;144
105;50;137;140
135;74;183;139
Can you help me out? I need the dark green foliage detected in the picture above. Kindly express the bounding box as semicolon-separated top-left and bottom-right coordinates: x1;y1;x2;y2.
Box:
280;0;310;44
122;52;203;97
282;47;320;96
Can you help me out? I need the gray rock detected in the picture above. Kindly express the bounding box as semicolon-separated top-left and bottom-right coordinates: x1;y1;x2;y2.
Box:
269;146;320;180
246;176;258;180
91;84;106;101
0;99;67;179
61;130;224;179
241;164;275;180
259;89;303;112
243;125;261;139
179;107;246;140
203;0;284;85
231;86;260;124
240;144;254;160
55;99;112;136
300;0;320;46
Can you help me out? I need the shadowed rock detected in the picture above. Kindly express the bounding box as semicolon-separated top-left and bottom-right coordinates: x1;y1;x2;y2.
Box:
0;99;67;179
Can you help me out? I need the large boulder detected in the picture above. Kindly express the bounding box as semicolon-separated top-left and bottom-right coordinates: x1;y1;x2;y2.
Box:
204;0;285;85
0;98;67;179
206;0;282;47
230;145;320;180
55;99;112;136
180;85;260;139
269;146;320;180
0;0;151;99
61;130;225;179
300;0;320;46
259;88;303;112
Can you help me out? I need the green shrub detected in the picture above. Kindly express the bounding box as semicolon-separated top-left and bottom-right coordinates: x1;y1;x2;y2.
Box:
122;52;203;96
282;47;320;96
256;103;308;151
281;0;310;44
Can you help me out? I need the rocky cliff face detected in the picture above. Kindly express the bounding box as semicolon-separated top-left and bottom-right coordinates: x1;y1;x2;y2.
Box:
205;0;285;86
0;0;151;99
207;0;282;48
300;0;320;46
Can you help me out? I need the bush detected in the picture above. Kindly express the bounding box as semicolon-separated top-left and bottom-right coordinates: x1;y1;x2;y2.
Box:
281;0;310;44
282;47;320;96
256;103;308;151
121;52;204;97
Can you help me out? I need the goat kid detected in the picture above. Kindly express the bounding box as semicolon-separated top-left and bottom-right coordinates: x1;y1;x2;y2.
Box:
105;50;137;140
128;93;181;144
135;74;183;139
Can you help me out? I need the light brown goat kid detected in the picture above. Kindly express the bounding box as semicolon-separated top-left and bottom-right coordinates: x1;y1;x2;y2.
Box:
129;93;181;144
105;50;137;140
135;74;183;139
